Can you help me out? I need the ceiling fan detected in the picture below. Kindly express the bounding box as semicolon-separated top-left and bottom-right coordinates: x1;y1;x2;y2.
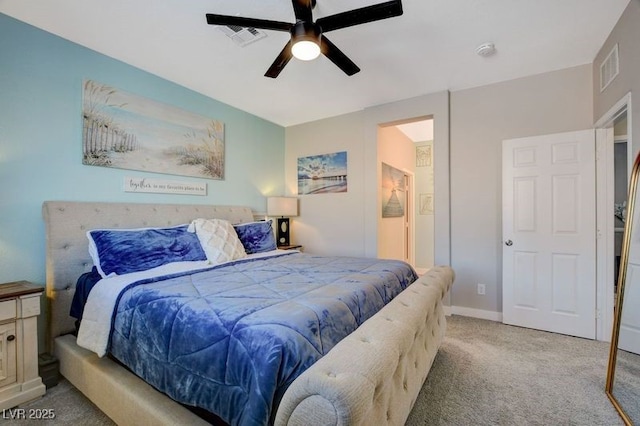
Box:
206;0;403;78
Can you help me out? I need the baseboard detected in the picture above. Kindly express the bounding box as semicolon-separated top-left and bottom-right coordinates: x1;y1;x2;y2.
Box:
450;305;502;322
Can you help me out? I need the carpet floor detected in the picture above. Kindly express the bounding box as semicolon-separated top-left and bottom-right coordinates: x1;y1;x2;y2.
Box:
406;316;623;425
4;316;625;425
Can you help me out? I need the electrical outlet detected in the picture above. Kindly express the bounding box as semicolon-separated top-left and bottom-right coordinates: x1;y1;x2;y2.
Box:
477;283;486;295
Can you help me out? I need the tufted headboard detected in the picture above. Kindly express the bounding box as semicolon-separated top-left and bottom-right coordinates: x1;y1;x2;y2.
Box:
42;201;255;352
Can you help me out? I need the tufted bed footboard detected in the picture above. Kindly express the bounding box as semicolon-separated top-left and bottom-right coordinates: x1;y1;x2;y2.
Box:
275;266;454;426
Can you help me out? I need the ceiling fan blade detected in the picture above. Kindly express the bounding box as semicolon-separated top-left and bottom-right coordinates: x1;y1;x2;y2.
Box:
291;0;314;22
265;41;294;78
320;36;360;76
206;14;292;32
316;0;403;33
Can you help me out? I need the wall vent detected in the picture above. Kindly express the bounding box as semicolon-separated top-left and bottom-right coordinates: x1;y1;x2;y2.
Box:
600;44;619;92
217;25;268;47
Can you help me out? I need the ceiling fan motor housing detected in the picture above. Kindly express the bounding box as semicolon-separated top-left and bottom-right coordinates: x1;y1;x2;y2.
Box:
291;21;321;44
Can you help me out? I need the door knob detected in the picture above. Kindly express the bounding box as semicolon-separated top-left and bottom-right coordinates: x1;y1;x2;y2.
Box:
505;240;513;246
7;335;15;342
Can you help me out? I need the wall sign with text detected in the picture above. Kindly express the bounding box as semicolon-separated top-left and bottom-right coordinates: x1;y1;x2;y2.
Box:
124;177;207;196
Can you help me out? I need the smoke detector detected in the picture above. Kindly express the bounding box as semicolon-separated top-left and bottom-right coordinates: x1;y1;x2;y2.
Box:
476;42;496;57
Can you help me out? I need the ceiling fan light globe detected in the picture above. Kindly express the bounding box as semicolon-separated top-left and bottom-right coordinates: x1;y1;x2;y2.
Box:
292;40;321;61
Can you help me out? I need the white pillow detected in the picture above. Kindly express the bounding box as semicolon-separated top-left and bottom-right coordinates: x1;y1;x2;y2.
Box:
188;218;247;264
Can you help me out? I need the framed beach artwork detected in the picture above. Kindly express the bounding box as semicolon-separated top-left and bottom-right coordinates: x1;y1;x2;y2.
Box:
381;162;405;218
297;151;348;195
82;80;225;179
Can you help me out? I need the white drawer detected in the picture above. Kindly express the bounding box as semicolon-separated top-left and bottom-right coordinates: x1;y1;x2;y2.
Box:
20;295;41;317
0;299;16;322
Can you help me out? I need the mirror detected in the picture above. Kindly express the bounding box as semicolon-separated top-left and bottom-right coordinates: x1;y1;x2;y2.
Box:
606;150;640;425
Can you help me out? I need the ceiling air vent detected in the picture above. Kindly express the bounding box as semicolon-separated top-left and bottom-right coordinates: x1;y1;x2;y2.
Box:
600;44;619;92
217;25;267;47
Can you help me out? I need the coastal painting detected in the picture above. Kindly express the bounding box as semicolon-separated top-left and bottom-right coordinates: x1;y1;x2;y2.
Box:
82;80;225;179
297;151;347;195
381;162;405;218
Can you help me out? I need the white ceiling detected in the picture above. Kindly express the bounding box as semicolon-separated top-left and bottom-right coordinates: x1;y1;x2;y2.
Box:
0;0;630;127
396;120;433;143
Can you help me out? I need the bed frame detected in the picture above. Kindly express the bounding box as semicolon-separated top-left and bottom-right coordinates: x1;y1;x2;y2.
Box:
43;201;454;425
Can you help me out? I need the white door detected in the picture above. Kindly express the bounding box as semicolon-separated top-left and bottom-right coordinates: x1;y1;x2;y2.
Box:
502;130;596;339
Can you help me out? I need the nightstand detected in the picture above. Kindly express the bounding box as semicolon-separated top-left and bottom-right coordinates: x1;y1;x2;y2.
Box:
278;245;303;251
0;281;46;410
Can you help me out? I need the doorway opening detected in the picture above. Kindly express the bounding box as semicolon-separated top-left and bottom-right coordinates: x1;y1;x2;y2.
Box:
595;92;632;341
376;117;434;273
613;114;629;294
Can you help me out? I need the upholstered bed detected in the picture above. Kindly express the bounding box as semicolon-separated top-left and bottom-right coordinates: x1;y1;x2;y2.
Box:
42;201;454;425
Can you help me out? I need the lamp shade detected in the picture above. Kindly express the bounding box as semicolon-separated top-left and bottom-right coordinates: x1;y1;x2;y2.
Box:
267;197;298;217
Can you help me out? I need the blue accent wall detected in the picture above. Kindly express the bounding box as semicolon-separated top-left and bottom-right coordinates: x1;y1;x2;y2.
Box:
0;13;285;285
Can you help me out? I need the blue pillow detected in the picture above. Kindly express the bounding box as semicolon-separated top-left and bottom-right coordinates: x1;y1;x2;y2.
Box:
233;220;277;254
87;224;207;277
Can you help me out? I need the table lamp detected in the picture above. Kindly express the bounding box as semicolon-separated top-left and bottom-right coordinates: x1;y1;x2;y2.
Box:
267;197;298;247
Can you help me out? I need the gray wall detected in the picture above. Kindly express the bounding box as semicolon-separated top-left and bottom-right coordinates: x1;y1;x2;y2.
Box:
593;0;639;154
450;64;594;315
285;111;367;256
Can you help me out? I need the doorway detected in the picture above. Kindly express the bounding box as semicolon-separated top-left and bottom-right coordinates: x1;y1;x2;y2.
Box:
596;93;632;341
376;117;434;272
613;116;628;294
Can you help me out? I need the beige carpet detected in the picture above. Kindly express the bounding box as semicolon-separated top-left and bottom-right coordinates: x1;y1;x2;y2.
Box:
406;316;624;425
5;316;625;425
3;379;113;425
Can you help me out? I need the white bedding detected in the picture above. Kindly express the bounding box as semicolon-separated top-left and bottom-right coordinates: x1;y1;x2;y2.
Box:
77;249;295;356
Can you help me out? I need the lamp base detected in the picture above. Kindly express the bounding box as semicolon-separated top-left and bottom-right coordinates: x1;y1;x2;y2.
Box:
276;217;291;247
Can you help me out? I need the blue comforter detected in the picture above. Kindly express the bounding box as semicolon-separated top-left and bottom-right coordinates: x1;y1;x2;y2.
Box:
108;252;418;425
